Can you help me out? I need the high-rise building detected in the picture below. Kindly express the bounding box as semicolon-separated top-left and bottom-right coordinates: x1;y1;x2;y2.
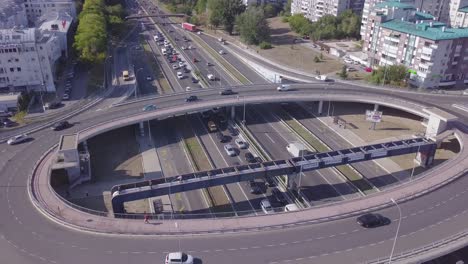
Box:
362;1;468;89
291;0;365;22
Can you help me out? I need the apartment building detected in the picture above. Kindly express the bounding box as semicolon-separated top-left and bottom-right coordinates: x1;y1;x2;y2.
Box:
291;0;365;22
0;13;73;93
362;2;468;89
361;0;468;37
243;0;287;6
454;6;468;28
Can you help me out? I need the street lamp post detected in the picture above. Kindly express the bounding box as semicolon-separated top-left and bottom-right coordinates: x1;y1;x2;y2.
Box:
389;198;402;264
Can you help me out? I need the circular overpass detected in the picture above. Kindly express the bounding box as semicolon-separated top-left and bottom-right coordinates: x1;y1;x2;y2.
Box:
1;83;467;264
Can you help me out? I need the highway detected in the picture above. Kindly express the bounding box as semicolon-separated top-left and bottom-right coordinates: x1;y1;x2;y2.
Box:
0;82;467;263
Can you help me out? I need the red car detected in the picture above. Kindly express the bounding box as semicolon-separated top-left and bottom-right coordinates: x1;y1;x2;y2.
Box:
365;67;373;73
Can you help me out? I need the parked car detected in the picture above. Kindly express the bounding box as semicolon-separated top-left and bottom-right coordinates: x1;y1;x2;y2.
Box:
165;252;194;264
146;76;153;81
228;126;237;136
185;87;192;92
235;137;248;149
219;50;225;55
177;72;183;79
178;61;185;67
244;152;256;163
7;134;30;145
172;64;179;70
191;77;199;83
356;213;390;228
185;95;198;102
44;102;61;110
265;177;277;188
183;67;190;73
62;93;70;100
224;144;236;156
2;118;14;127
51;121;71;131
142;104;157;111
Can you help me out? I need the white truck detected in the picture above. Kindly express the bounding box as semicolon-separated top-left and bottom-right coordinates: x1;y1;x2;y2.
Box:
286;143;307;157
315;75;329;81
207;74;216;81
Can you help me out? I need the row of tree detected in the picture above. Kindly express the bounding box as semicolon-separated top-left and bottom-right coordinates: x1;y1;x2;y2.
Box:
73;0;124;63
286;10;361;41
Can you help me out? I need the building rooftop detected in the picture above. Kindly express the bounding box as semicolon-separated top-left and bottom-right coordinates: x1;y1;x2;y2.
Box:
375;1;415;10
415;11;434;20
0;28;36;44
459;6;468;13
381;19;468;40
38;11;73;33
0;93;19;103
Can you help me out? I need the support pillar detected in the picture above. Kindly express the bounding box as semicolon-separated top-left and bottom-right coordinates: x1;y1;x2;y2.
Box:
318;101;323;115
286;173;298;190
374;104;379;111
231;106;235;120
139;122;145;137
415;144;437;168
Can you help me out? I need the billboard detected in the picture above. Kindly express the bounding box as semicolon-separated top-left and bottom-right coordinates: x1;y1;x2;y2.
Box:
366;110;383;123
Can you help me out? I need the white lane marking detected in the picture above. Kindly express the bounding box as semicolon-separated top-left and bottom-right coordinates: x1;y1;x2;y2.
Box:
265;133;276;143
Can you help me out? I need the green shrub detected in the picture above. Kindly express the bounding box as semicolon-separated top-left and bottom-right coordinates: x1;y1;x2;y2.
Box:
259;41;272;49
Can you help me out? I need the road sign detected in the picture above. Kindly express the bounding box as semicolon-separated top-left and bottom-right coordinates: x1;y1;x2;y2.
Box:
366;110;383;123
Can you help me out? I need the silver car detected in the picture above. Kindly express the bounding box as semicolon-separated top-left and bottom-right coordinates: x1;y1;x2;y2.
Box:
224;144;236;156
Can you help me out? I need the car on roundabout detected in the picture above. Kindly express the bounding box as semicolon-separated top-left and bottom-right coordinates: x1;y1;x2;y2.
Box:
51;121;71;131
356;213;390;228
185;95;198;102
142;104;157;111
7;134;30;145
165;252;194;264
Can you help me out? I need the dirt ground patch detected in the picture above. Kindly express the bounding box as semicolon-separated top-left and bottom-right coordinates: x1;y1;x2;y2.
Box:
200;16;343;75
320;102;458;172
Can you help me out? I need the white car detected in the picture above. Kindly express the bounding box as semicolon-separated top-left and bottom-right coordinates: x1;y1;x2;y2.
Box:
344;58;353;64
219;50;225;55
224;144;236;156
187;45;192;49
181;46;186;50
207;74;215;81
235;137;248;149
185;86;191;92
62;94;70;100
277;84;291;91
165;252;194;264
177;72;183;79
178;61;185;67
261;199;273;214
7;134;29;145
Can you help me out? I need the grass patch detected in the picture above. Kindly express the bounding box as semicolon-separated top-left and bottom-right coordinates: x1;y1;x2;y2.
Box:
87;63;104;95
278;111;375;194
184;136;211;171
191;34;250;84
13;111;27;124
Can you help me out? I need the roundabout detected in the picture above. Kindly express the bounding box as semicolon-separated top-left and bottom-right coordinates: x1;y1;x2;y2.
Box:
1;83;468;264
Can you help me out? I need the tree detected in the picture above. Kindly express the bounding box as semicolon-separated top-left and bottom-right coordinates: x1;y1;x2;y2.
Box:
263;4;277;18
339;65;348;79
207;0;245;34
313;56;320;63
369;65;407;86
283;0;292;15
236;6;271;45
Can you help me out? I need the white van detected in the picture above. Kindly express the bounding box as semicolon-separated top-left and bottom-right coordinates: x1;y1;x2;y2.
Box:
277;84;291;91
284;203;299;212
261;199;273;214
161;48;167;55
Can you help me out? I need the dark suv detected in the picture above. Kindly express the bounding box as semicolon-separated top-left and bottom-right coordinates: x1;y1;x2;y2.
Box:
216;132;228;143
356;213;390;228
219;89;235;95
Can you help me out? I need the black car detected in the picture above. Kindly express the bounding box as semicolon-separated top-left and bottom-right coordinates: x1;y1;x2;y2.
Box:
356;213;390;228
265;177;277;187
216;132;228;143
185;95;198;102
228;126;237;136
51;121;71;131
249;180;262;195
245;152;256;163
191;77;199;83
219;89;236;95
271;187;287;204
2;118;14;127
183;68;190;73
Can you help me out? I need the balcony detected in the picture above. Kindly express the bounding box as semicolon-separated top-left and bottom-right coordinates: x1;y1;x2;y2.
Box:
438;80;457;86
420;53;432;61
384;36;400;44
383;44;398;54
422;46;433;56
